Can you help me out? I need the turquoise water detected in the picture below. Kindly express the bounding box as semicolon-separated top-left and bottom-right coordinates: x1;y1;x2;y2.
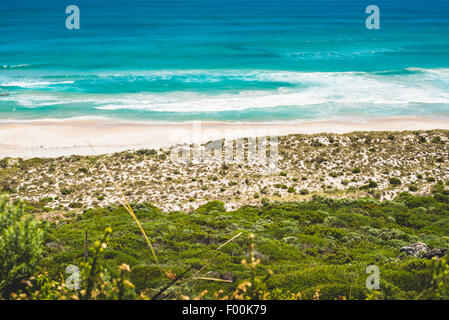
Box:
0;0;448;122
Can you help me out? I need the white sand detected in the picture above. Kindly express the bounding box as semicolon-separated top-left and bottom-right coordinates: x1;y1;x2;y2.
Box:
1;117;448;158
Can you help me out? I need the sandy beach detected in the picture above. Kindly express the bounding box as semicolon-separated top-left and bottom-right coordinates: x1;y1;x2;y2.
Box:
1;117;449;158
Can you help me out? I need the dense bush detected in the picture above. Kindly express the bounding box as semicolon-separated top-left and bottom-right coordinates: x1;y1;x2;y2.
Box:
0;196;45;297
389;177;402;186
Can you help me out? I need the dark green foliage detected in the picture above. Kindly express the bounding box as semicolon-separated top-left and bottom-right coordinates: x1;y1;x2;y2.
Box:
1;185;15;194
304;225;346;240
352;168;361;174
418;136;426;143
431;136;443;144
60;188;72;196
389;177;402;186
361;180;378;190
78;167;89;174
0;158;8;169
368;180;378;188
136;149;157;156
130;264;165;291
0;197;45;297
310;140;323;147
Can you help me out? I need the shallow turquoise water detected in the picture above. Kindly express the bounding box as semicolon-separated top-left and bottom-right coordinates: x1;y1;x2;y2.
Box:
0;0;448;122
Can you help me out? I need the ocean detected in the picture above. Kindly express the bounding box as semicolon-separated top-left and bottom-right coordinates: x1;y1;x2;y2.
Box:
0;0;448;123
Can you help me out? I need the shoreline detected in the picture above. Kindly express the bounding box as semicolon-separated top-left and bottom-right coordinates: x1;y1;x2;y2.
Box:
1;116;449;158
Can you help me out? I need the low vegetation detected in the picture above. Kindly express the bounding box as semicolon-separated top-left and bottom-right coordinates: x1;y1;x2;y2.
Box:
0;130;448;214
2;181;449;300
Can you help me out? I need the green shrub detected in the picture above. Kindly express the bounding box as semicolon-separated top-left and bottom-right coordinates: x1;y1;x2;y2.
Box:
69;202;83;209
0;158;8;169
304;225;346;240
136;149;157;156
195;201;226;214
60;188;72;196
129;264;165;292
361;180;377;190
78;167;89;174
0;196;45;298
1;185;15;194
389;177;402;186
431;136;442;144
368;180;378;188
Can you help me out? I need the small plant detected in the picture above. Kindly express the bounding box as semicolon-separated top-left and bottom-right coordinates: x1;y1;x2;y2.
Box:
60;188;73;196
78;167;89;174
389;177;402;186
311;140;323;147
136;149;157;156
368;180;378;188
352;168;361;174
0;158;8;169
431;136;443;144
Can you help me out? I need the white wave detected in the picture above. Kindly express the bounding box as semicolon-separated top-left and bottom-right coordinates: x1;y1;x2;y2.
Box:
2;69;449;112
93;69;449;112
2;64;31;69
93;67;449;82
1;80;75;88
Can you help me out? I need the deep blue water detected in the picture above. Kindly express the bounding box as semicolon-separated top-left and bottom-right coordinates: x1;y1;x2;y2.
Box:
0;0;448;122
